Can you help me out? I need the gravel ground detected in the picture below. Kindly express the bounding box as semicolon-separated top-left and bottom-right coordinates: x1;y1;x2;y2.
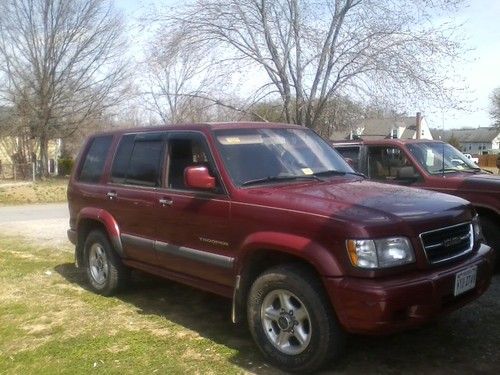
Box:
0;203;69;247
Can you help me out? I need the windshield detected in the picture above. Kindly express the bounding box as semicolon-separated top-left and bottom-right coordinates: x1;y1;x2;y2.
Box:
213;127;355;186
407;142;479;174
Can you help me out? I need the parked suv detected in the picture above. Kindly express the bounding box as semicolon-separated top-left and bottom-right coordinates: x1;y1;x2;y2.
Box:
68;123;494;372
332;139;500;264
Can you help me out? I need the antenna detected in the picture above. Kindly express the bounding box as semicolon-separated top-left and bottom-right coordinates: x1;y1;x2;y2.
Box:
441;111;445;176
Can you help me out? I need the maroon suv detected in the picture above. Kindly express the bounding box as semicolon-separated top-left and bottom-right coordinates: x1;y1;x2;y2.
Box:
67;123;494;372
332;139;500;263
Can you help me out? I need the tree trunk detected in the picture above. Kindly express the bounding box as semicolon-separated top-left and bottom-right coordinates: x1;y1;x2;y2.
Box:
39;135;49;178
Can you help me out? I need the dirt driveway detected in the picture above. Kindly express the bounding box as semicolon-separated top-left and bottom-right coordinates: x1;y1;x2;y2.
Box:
0;203;68;247
0;203;499;373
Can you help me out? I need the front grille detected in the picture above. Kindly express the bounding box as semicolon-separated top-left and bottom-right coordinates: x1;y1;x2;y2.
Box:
420;222;474;265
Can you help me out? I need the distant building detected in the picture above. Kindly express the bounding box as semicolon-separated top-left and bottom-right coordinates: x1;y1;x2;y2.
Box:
330;114;433;141
431;127;500;155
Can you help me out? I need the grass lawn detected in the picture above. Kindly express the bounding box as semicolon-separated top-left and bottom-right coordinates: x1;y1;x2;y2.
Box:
0;179;68;205
0;237;266;375
1;235;499;374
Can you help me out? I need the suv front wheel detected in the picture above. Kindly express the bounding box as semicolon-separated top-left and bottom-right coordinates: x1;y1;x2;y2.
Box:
84;230;128;295
247;264;344;373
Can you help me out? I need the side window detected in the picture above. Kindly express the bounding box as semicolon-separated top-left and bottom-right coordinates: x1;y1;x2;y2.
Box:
168;134;219;191
78;135;113;183
335;146;360;171
110;134;135;183
367;146;419;182
110;134;165;187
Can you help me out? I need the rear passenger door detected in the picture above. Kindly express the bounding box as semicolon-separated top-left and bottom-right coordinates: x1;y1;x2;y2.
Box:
103;133;166;264
153;131;233;288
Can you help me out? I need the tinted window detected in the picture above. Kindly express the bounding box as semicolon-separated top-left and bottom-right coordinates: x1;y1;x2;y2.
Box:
79;136;113;183
111;134;135;183
126;140;164;187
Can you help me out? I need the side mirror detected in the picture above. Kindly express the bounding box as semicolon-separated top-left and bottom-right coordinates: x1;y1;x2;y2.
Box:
344;157;354;167
184;166;216;190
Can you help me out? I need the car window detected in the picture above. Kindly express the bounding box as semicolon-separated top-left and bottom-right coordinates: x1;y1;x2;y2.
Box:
167;133;220;191
335;146;360;171
367;146;420;182
110;134;135;183
110;133;166;187
214;128;353;186
125;139;165;187
78;135;113;183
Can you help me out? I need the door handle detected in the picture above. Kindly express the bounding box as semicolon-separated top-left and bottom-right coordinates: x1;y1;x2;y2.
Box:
106;191;117;200
159;197;173;206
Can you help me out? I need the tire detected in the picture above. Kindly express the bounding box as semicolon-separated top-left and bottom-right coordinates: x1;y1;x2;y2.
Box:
480;217;500;270
247;264;344;373
84;230;128;296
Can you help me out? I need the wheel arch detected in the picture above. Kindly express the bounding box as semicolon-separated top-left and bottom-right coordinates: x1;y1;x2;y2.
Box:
75;208;123;267
232;232;343;325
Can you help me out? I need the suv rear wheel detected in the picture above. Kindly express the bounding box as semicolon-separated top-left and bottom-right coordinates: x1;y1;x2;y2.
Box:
84;230;128;295
247;264;344;373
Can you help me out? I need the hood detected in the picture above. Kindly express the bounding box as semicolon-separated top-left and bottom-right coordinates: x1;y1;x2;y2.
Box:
241;177;471;229
462;172;500;192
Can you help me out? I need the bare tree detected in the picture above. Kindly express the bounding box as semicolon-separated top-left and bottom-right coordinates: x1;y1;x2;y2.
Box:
156;0;466;131
143;27;265;124
0;0;129;176
490;87;500;127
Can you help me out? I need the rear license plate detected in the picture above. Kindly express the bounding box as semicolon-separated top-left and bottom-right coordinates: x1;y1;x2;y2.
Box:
454;266;477;296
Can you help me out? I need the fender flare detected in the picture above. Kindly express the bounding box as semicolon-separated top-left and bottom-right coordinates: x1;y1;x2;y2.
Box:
235;231;343;277
77;207;123;256
231;231;343;324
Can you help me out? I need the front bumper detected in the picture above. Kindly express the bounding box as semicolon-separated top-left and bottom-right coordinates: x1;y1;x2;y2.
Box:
324;243;494;335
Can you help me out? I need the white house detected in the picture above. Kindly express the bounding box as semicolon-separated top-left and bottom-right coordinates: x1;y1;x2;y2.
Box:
431;127;500;155
330;114;433;141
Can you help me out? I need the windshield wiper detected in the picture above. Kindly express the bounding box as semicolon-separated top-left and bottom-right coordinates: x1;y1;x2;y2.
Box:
314;170;366;178
241;174;323;187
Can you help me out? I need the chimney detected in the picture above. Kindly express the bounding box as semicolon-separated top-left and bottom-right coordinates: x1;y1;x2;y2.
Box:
416;112;422;139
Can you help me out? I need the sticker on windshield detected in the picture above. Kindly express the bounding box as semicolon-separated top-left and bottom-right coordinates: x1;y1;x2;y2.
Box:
225;137;241;144
301;168;313;175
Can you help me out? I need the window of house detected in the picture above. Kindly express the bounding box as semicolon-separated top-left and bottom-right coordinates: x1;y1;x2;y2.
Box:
78;135;113;183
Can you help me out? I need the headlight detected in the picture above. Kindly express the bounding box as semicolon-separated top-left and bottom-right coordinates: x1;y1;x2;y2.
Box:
472;215;483;242
346;237;415;269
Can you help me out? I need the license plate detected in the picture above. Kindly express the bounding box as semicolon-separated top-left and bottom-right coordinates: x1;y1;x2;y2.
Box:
454;266;477;296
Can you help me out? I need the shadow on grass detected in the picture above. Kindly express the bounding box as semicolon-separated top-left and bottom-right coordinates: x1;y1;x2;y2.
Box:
54;262;279;374
55;263;500;374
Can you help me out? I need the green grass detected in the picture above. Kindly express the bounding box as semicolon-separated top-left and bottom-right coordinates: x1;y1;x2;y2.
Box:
1;235;499;374
0;237;265;375
0;179;68;205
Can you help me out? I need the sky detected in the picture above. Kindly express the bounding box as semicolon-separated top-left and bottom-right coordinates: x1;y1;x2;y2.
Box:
116;0;500;130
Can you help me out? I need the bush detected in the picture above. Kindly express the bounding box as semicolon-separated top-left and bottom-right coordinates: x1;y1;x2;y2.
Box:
58;157;74;176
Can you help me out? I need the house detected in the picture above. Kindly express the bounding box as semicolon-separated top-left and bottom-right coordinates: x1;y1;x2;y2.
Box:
330;113;433;141
0;106;62;178
431;127;500;155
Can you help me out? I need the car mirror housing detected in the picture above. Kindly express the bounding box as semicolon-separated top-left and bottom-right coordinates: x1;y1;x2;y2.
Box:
184;165;216;190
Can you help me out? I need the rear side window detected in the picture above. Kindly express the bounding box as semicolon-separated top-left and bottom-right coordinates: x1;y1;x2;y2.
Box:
78;136;113;183
110;133;165;187
110;135;135;183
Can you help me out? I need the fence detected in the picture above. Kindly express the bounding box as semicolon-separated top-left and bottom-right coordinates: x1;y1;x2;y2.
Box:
478;154;499;168
0;163;36;182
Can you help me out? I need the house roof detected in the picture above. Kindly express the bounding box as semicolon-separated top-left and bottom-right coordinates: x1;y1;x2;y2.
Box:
356;116;417;138
431;127;500;143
